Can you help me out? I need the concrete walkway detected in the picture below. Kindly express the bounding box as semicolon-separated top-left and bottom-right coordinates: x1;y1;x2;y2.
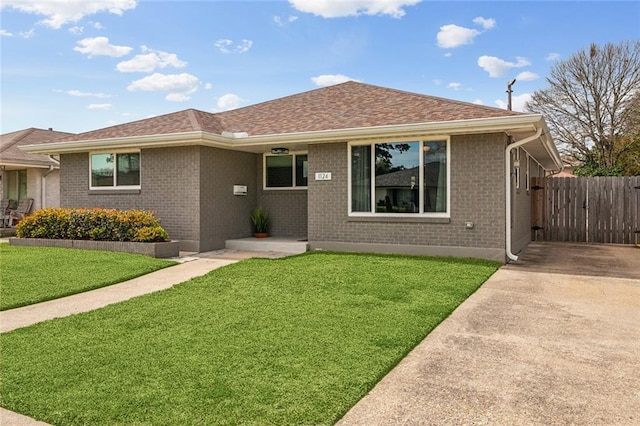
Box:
0;257;238;333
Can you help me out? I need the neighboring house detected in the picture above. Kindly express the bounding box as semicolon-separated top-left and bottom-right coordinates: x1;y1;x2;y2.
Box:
1;128;74;212
554;164;577;177
21;82;562;262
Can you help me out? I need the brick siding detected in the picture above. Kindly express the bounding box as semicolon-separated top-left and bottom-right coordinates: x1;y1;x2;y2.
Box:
308;134;508;254
60;146;258;252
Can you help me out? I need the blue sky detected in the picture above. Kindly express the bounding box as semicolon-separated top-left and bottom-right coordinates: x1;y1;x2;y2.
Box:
1;0;638;135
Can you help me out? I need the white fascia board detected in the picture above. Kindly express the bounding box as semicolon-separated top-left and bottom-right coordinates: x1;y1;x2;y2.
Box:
20;114;546;154
19;131;217;154
229;115;543;148
0;160;59;169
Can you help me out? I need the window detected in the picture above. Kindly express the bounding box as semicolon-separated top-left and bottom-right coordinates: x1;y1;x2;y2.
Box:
90;152;140;189
5;170;27;201
350;139;449;216
264;153;307;189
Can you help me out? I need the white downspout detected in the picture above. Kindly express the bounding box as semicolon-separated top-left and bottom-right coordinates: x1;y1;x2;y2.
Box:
505;127;542;262
41;156;59;209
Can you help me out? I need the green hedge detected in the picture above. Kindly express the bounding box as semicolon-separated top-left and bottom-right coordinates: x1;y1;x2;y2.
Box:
16;208;170;243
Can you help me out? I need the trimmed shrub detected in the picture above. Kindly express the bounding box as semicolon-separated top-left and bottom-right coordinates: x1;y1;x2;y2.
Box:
16;208;170;243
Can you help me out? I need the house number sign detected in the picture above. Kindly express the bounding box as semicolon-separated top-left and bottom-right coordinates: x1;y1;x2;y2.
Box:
315;172;332;181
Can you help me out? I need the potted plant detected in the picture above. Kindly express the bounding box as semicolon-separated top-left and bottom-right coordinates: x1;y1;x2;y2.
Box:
250;206;269;238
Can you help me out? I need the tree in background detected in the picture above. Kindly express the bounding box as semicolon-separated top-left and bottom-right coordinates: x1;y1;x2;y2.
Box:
526;41;640;176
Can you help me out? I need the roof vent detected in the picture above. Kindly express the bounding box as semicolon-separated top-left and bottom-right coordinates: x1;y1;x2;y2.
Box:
221;131;249;139
48;128;53;131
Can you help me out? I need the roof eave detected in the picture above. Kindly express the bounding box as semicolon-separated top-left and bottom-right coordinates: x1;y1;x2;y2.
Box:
19;114;549;154
230;115;543;148
0;159;60;169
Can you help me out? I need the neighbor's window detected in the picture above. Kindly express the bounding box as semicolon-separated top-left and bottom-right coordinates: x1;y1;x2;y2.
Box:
90;152;140;189
264;153;308;189
350;140;449;216
5;169;27;201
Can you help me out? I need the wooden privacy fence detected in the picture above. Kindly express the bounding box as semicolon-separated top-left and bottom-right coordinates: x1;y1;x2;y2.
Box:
531;176;640;244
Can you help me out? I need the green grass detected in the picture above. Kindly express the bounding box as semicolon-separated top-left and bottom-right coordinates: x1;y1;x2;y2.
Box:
0;252;499;425
0;244;176;311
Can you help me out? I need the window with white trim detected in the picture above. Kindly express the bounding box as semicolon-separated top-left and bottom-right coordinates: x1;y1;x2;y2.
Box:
349;139;449;216
514;148;521;189
90;151;141;189
264;153;308;189
525;153;530;192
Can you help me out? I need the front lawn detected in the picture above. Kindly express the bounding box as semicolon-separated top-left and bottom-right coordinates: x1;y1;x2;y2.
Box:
1;252;499;425
0;244;176;311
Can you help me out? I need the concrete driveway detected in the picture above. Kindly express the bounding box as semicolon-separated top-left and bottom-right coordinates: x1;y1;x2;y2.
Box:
338;242;640;425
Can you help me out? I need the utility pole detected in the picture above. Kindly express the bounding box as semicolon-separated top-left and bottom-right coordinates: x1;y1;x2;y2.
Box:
506;79;516;111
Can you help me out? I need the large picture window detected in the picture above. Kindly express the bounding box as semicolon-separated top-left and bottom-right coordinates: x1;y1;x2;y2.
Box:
90;152;140;189
350;140;449;216
264;153;307;189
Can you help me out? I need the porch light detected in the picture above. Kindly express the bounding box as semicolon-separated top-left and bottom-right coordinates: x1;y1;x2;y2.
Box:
270;147;289;155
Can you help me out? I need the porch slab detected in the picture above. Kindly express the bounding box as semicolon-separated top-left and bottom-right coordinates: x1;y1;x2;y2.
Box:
225;237;308;254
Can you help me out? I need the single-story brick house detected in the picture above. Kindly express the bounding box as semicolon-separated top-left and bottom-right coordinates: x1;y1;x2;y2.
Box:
1;128;73;211
22;82;562;262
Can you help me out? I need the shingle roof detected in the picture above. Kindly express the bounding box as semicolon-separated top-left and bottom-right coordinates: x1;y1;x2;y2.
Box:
53;82;522;143
217;81;522;135
1;128;74;166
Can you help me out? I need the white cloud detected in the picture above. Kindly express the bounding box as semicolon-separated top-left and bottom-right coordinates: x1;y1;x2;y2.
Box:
472;17;495;30
56;89;111;98
289;0;421;18
515;71;539;81
495;93;532;112
19;29;35;38
477;55;531;78
447;82;462;90
236;39;253;53
204;83;213;90
214;39;253;54
214;39;232;53
432;79;443;86
1;0;137;29
69;26;83;34
473;99;484;105
436;24;480;49
436;17;495;49
116;46;187;72
311;74;359;87
127;72;200;101
546;52;561;61
0;29;13;37
274;15;298;27
91;21;105;30
88;103;112;110
217;94;244;111
74;36;132;57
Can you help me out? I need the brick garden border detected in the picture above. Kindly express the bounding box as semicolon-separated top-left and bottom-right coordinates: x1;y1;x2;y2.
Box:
9;238;179;258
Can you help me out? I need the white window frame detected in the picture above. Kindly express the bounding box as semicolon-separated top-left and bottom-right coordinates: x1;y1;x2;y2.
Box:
347;137;450;218
525;153;531;192
514;147;521;190
262;151;308;190
89;150;141;190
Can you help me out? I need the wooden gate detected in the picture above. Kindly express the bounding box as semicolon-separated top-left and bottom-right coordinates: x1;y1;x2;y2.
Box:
531;176;640;244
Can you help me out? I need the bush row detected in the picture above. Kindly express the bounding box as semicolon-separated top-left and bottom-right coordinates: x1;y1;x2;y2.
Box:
16;208;170;243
